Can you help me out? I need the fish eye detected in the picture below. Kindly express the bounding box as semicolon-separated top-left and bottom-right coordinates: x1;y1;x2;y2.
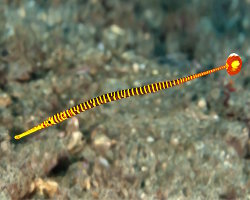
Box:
48;120;51;124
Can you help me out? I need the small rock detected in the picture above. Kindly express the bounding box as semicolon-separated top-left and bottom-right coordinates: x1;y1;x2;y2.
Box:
147;136;154;143
66;117;79;134
110;24;125;35
161;162;167;170
34;178;58;198
0;93;12;107
67;131;84;153
18;7;26;18
98;156;109;168
170;136;179;147
133;63;140;73
141;166;148;172
83;177;91;190
0;141;9;152
91;125;116;153
211;113;220;121
152;69;159;75
92;134;113;152
197;98;207;109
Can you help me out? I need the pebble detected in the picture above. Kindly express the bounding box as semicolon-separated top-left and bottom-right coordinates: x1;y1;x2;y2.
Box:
18;7;26;18
110;24;125;35
161;162;167;170
212;113;219;121
92;134;113;152
197;98;207;109
0;93;12;107
152;69;159;75
170;137;179;147
83;177;91;190
98;156;110;168
66;117;79;134
133;63;140;73
141;166;148;172
0;141;9;152
34;178;58;198
67;131;83;153
147;136;154;143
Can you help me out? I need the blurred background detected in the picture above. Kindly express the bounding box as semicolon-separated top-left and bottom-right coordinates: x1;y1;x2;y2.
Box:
0;0;249;199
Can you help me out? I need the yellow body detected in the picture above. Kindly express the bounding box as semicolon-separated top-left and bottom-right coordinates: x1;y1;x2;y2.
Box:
14;53;242;140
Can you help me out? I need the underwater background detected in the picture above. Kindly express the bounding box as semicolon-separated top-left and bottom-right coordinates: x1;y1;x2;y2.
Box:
0;0;249;199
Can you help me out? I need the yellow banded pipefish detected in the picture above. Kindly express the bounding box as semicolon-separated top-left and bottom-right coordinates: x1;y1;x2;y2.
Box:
14;53;242;140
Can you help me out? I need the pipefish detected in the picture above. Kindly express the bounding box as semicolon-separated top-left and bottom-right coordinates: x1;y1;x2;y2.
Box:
14;53;242;140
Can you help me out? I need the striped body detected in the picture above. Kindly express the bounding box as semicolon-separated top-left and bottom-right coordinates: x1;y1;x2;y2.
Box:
51;65;226;124
14;53;242;140
47;65;226;127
